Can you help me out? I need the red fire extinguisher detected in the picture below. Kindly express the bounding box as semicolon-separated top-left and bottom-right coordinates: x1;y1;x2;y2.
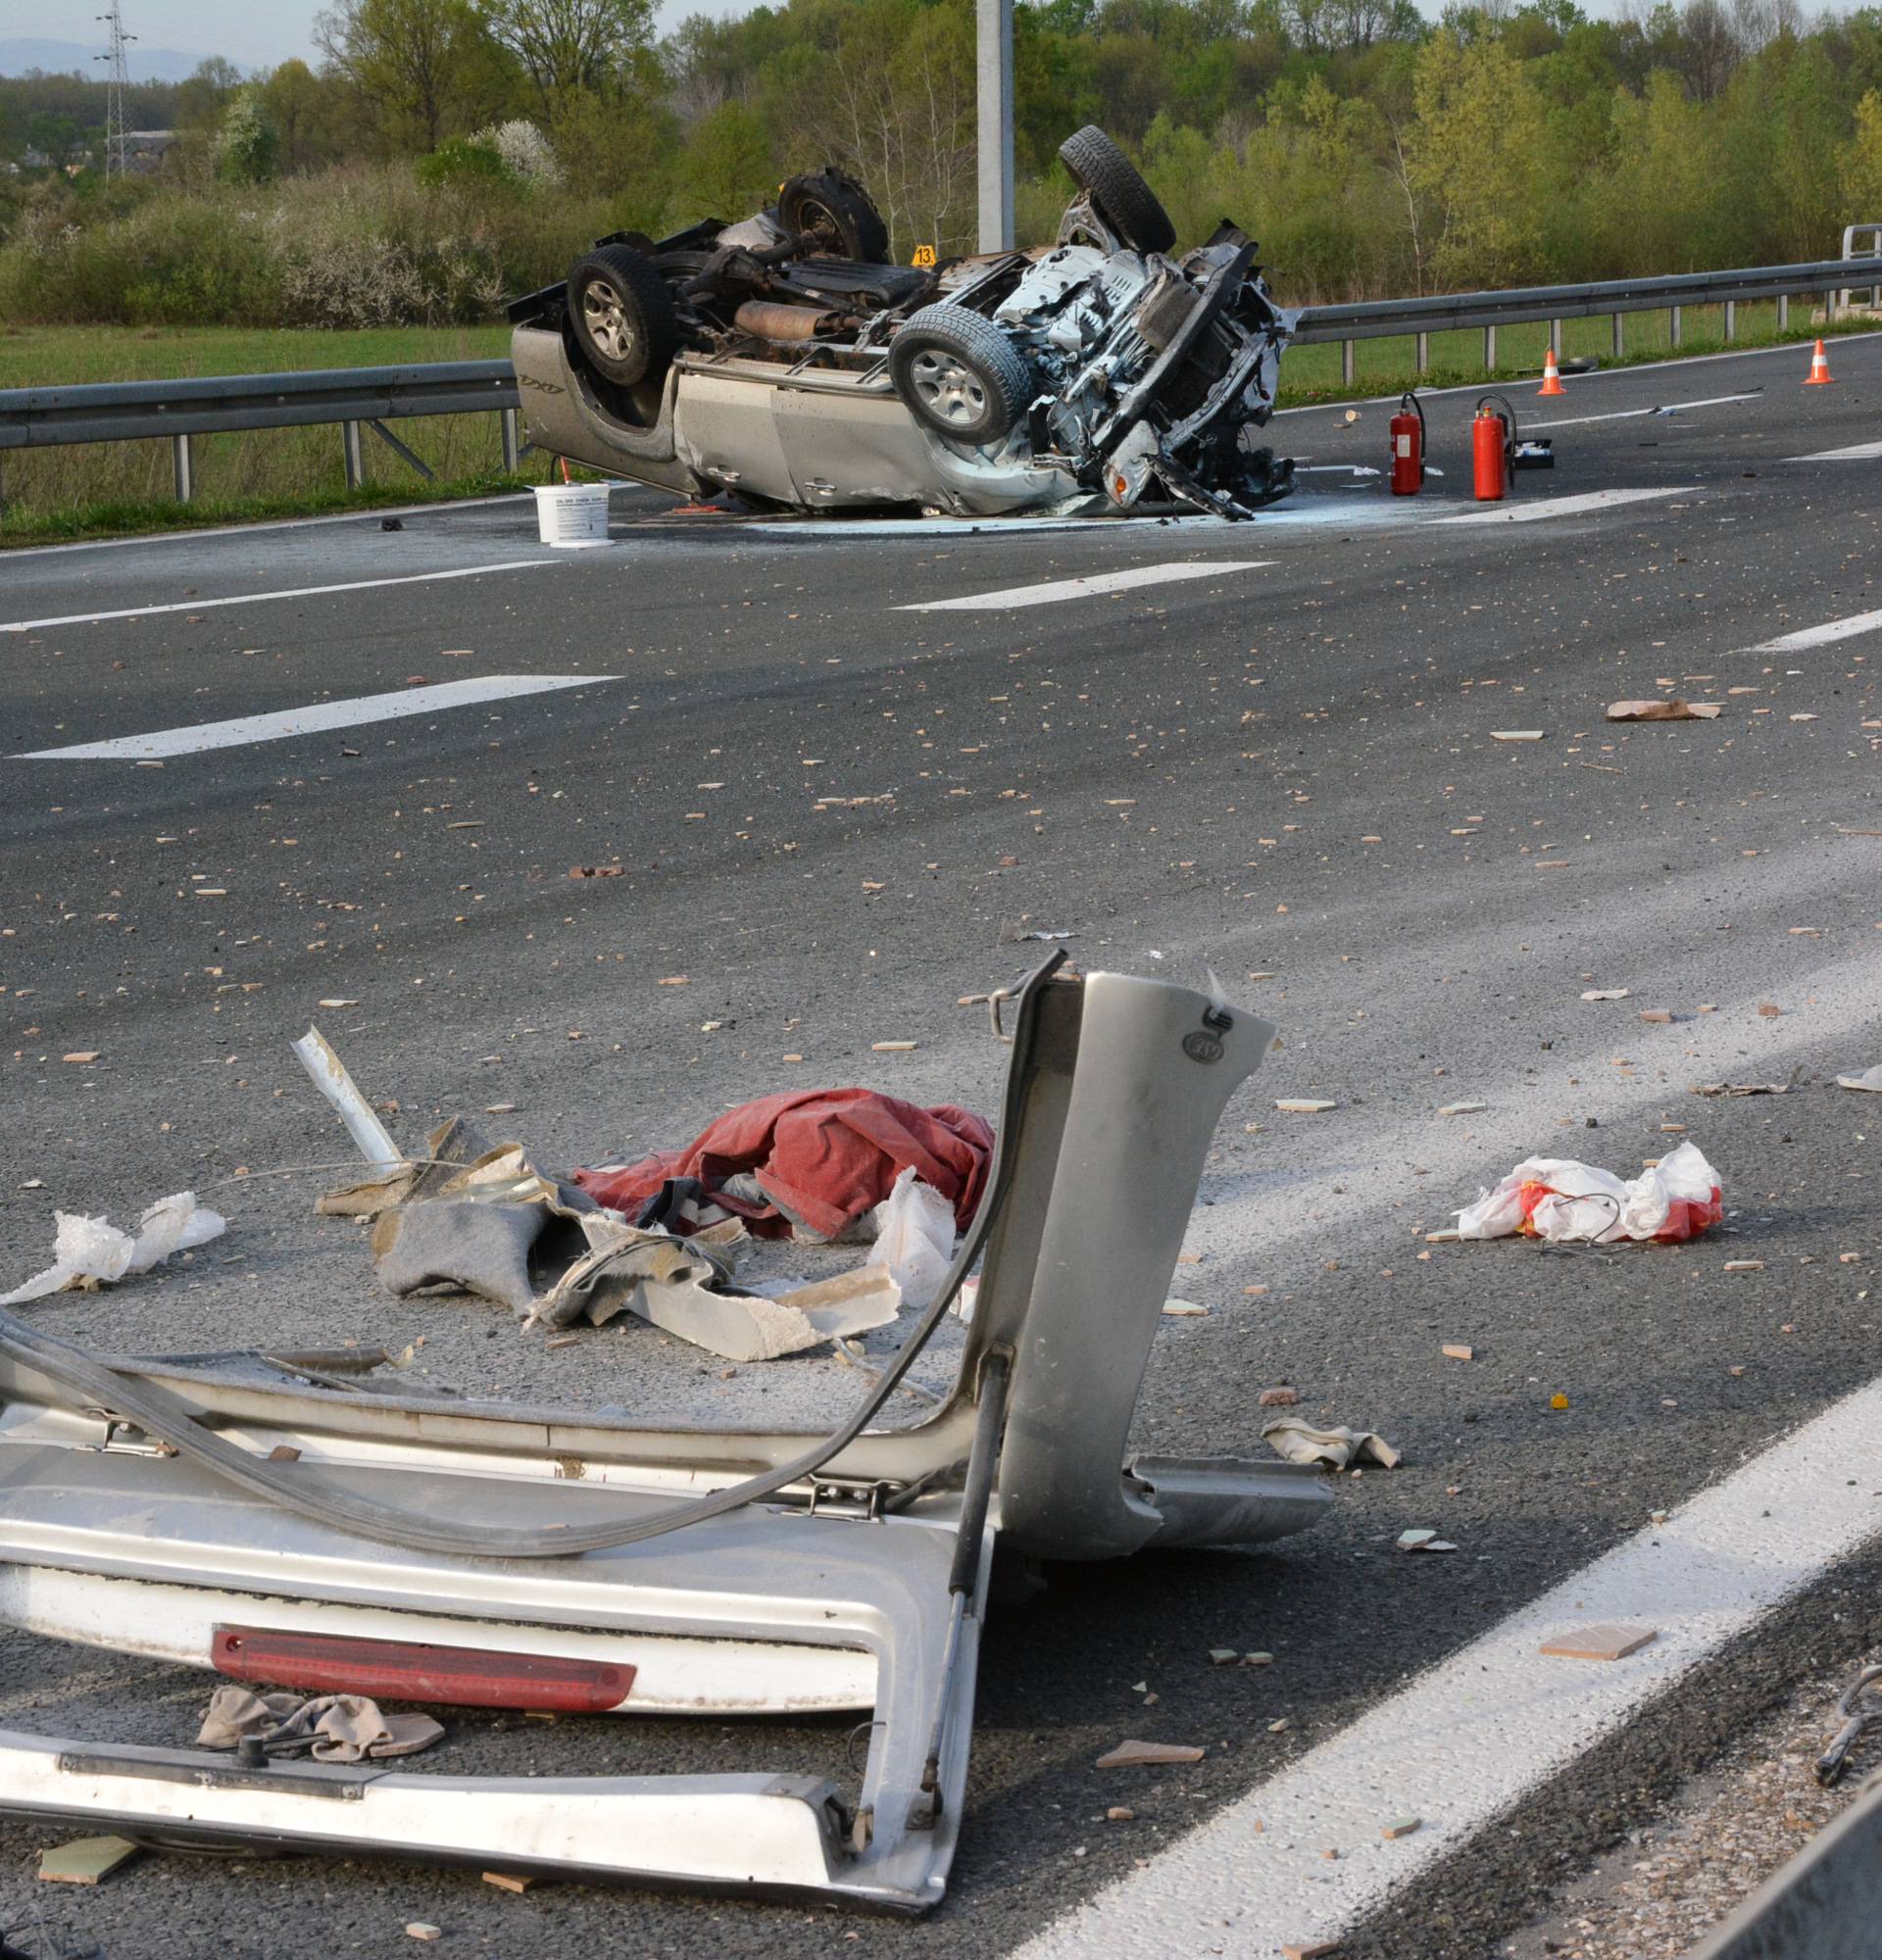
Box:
1390;391;1424;496
1473;394;1515;503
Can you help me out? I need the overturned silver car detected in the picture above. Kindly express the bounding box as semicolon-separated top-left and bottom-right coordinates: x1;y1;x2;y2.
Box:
509;126;1296;519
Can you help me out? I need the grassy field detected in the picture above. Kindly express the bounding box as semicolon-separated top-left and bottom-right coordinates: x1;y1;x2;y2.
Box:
0;303;1867;546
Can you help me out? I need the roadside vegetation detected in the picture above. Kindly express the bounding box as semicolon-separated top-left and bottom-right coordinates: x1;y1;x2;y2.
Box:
5;0;1882;538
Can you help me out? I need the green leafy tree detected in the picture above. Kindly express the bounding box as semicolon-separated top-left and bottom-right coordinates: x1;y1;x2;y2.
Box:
478;0;659;116
215;87;281;182
315;0;491;151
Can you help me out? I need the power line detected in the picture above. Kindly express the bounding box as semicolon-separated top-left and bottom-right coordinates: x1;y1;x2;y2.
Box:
94;2;137;182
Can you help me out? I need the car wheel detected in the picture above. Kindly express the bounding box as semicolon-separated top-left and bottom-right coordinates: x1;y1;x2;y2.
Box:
889;306;1033;445
780;171;890;264
1058;125;1176;256
567;244;680;388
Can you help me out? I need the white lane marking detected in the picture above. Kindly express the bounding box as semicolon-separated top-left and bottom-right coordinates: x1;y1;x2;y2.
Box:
899;560;1272;611
1015;1373;1882;1960
1780;439;1882;461
13;675;617;760
1741;606;1882;653
1436;486;1692;524
0;561;555;635
1271;328;1882;416
0;494;538;562
1525;390;1759;429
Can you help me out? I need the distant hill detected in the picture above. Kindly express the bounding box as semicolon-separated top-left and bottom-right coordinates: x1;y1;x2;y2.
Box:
0;38;223;83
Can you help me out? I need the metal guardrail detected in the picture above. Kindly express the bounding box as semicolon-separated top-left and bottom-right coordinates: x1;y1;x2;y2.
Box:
0;250;1876;502
0;360;520;502
1292;253;1878;384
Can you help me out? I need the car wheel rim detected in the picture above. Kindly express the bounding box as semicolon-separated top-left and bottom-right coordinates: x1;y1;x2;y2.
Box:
910;350;987;430
583;279;637;365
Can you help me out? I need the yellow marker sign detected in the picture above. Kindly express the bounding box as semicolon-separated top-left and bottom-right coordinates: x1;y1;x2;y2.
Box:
912;243;937;268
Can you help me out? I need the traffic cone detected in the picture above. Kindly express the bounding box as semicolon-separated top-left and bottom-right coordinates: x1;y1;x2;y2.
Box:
1538;345;1565;397
1804;338;1836;385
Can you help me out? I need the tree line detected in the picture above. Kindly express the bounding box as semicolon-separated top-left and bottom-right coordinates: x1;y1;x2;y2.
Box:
6;0;1882;320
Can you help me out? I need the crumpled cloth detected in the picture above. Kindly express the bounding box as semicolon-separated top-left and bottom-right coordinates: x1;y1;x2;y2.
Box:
0;1191;224;1306
1262;1418;1401;1471
574;1088;994;1241
1455;1139;1721;1245
197;1685;443;1763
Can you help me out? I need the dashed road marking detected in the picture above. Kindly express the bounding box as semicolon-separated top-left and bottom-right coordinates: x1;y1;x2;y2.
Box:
13;674;618;760
1015;1371;1882;1960
1742;605;1882;653
0;561;555;635
1436;486;1695;524
1780;439;1882;462
899;560;1272;610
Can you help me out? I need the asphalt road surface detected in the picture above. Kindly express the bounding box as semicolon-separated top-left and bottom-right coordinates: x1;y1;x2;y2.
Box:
0;333;1879;1960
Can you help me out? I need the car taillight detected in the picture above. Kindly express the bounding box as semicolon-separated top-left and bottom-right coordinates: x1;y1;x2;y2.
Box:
212;1626;634;1712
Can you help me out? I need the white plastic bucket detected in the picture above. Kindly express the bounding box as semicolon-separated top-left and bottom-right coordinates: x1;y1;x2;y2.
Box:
533;482;612;548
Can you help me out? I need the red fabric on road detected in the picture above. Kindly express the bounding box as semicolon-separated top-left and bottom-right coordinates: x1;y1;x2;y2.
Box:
574;1088;993;1240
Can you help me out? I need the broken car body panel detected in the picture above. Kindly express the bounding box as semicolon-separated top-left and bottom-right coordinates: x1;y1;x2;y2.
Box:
509;129;1296;520
0;967;1326;1909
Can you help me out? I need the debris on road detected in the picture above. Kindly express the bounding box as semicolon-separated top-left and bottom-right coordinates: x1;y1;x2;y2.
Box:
1438;1100;1488;1116
37;1834;140;1886
1836;1064;1882;1093
1096;1740;1207;1769
1581;988;1630;1002
1263;1419;1401;1471
1538;1625;1657;1661
1454;1140;1721;1245
1442;1344;1474;1361
60;1051;99;1064
198;1685;444;1762
1381;1817;1422;1839
864;1166;957;1311
1162;1298;1210;1317
1606;699;1723;721
1396;1529;1458;1553
1275;1098;1338;1113
1813;1662;1882;1787
1258;1386;1301;1406
1691;1078;1792;1097
1723;1259;1765;1272
0;1190;225;1306
1491;730;1546;742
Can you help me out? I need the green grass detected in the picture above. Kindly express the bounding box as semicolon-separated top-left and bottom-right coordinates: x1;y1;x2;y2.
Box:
2;303;1873;546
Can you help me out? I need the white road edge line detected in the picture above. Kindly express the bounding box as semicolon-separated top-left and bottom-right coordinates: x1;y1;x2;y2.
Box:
900;560;1272;611
1524;391;1760;430
12;674;618;760
1015;1372;1882;1960
1740;606;1882;653
1436;486;1695;525
0;560;556;635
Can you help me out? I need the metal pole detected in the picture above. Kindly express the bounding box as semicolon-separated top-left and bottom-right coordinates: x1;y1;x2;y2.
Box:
1415;330;1429;375
1483;323;1496;371
1723;299;1735;341
1342;339;1355;387
171;433;192;502
1669;304;1682;348
1612;312;1623;359
343;419;364;489
501;406;520;474
975;0;1014;254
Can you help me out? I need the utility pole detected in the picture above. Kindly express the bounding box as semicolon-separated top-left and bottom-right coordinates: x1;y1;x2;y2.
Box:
94;2;136;182
975;0;1014;253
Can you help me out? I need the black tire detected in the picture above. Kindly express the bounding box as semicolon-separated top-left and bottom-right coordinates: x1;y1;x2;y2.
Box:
567;243;680;388
1058;124;1175;256
889;306;1033;445
780;171;890;264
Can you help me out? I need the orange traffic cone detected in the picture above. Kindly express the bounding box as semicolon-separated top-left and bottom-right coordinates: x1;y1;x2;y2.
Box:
1804;338;1836;385
1538;345;1565;397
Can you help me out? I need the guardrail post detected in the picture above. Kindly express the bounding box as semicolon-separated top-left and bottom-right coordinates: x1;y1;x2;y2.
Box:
501;407;520;474
1415;330;1429;375
342;419;364;490
1723;299;1735;340
1341;339;1355;387
171;433;193;503
1778;293;1789;331
1669;304;1682;347
1483;323;1496;370
1612;313;1623;358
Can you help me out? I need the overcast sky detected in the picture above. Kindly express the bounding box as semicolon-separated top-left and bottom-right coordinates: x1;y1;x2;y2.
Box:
0;0;740;73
